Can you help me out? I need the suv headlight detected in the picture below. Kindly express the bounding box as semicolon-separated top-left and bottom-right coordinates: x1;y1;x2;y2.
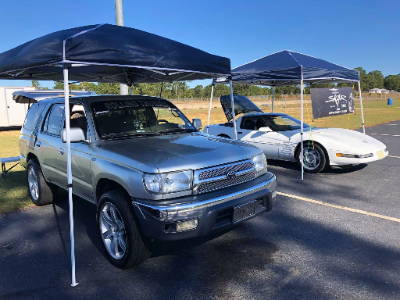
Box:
143;170;193;194
252;153;268;175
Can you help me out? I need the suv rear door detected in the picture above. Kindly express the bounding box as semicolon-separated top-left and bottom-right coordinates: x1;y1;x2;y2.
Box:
36;103;66;185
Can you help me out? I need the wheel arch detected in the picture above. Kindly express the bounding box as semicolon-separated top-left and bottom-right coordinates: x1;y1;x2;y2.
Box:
96;178;131;204
295;140;330;164
26;152;38;163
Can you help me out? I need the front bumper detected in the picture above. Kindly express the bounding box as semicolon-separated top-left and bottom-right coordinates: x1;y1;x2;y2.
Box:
132;172;277;241
329;148;389;166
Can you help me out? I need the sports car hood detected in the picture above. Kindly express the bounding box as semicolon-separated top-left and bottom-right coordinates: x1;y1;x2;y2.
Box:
306;128;386;153
220;94;263;121
96;132;261;173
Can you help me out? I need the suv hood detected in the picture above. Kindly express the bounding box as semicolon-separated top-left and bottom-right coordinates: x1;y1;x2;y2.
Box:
96;132;261;173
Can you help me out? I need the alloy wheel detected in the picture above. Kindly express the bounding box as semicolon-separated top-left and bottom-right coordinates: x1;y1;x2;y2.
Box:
27;166;39;201
302;147;321;171
99;202;128;260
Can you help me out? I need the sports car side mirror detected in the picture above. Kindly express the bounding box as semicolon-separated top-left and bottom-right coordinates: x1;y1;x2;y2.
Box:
192;118;202;130
259;126;272;132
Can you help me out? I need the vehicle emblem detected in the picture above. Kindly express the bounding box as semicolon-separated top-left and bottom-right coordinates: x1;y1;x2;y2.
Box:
226;170;237;179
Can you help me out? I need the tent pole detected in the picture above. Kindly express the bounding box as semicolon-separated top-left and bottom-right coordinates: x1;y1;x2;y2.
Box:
357;80;366;134
206;84;214;133
271;86;275;112
229;80;238;140
300;72;304;181
63;65;78;287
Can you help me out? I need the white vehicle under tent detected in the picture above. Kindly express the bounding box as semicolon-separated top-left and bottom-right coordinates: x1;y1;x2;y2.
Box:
205;50;370;179
205;94;388;173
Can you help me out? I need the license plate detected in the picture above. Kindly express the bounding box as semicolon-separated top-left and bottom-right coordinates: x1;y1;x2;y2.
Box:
376;150;385;158
233;201;257;223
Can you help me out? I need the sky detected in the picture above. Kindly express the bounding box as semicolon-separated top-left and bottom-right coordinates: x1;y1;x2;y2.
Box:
0;0;399;88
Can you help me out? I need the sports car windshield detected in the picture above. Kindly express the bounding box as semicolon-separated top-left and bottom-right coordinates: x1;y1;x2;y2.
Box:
91;99;196;139
268;115;311;131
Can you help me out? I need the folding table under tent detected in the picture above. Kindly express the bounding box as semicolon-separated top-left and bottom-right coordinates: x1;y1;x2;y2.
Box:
0;23;232;287
209;50;361;180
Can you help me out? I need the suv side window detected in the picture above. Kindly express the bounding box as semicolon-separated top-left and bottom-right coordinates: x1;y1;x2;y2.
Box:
43;104;65;136
23;103;41;130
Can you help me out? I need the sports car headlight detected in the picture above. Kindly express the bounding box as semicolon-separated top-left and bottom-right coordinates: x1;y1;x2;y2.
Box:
252;153;268;174
143;170;193;194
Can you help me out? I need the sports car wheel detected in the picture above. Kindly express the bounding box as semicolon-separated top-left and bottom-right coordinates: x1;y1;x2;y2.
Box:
298;142;327;173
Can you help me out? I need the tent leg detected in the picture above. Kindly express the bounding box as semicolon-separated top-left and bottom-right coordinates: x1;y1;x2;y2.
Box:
271;86;275;113
206;84;214;133
63;66;78;287
357;81;366;134
229;80;238;140
300;77;304;181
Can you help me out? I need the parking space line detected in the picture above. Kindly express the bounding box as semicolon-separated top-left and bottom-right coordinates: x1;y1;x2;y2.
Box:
370;133;400;137
388;155;400;159
277;191;400;223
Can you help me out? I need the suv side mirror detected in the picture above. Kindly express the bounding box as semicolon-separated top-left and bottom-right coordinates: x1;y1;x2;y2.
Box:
62;128;86;143
192;118;202;130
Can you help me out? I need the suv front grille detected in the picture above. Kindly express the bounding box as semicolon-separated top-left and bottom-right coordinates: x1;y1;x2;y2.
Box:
194;160;256;194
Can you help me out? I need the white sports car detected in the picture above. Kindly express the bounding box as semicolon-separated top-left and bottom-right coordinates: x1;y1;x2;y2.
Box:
205;95;388;173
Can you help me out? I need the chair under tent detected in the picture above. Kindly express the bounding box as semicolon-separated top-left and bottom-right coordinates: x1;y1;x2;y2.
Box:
206;50;363;180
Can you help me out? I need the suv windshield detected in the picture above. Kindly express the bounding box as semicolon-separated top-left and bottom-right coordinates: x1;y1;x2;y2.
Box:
91;99;196;139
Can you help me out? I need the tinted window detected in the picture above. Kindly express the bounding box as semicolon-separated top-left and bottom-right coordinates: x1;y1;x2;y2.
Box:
23;103;41;130
43;104;64;136
91;99;194;139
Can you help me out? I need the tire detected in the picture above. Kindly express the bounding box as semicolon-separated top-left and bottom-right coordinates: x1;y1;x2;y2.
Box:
26;159;54;205
297;141;328;173
97;189;150;269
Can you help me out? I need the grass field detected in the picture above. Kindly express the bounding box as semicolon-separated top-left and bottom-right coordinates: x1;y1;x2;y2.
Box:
0;96;399;213
176;95;400;130
0;131;30;213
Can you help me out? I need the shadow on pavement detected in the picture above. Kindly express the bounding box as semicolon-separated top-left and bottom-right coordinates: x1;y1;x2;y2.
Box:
1;185;399;299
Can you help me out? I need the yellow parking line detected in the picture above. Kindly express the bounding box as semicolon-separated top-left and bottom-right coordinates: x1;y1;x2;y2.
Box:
277;191;400;223
372;133;400;137
388;155;400;159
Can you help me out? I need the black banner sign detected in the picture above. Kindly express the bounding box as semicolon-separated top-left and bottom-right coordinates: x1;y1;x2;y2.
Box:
311;87;354;119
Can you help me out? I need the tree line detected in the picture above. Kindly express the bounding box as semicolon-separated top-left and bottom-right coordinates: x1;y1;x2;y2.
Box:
33;66;400;98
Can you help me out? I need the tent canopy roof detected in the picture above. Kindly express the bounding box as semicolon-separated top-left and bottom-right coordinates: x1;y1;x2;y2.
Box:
0;24;231;84
228;50;359;86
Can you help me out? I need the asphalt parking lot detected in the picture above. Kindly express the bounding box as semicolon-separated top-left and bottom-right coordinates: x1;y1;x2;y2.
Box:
1;121;399;299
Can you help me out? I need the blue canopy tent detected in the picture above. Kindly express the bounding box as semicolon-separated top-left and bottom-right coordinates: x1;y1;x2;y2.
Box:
0;23;231;286
208;50;362;180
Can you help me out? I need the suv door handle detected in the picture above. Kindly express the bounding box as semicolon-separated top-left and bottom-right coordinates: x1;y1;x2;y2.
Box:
237;131;243;134
36;141;41;148
58;148;64;155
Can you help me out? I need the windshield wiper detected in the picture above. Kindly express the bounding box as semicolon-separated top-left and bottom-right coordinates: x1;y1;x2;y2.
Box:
102;132;160;140
158;128;197;135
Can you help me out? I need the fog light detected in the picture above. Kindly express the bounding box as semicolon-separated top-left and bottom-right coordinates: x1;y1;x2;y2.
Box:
176;219;198;232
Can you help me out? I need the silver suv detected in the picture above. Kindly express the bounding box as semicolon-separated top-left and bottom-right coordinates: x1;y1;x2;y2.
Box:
19;95;277;268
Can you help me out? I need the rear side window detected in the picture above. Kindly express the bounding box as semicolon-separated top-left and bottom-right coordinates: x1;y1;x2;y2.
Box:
23;103;41;130
43;104;65;136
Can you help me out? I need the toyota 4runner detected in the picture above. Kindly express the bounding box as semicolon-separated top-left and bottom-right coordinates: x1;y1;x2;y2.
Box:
19;95;277;268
